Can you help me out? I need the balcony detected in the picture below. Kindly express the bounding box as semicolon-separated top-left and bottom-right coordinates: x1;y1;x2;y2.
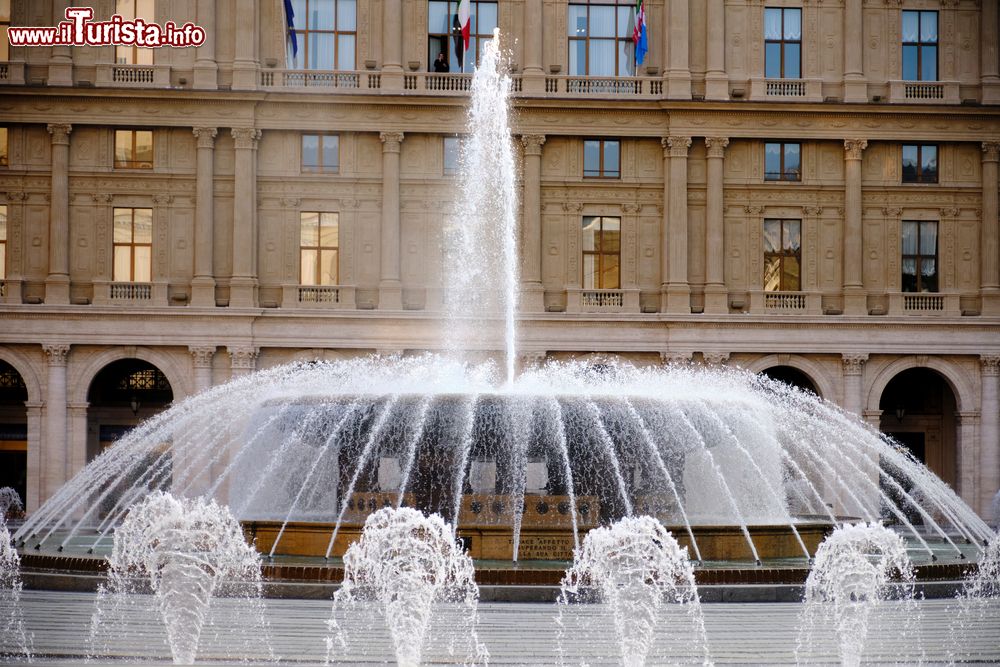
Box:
888;80;960;104
259;69;381;91
749;78;823;102
888;292;960;316
0;61;25;85
566;288;640;313
544;75;662;98
283;284;356;309
96;64;171;88
748;290;821;314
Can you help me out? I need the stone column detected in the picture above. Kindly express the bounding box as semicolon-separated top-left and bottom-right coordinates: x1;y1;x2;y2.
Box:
25;401;43;512
191;128;218;307
983;0;1000;105
841;353;867;416
230;128;261;308
48;0;73;86
231;0;258;89
981;142;1000;315
189;346;216;393
379;131;404;310
704;137;729;314
229;347;259;378
193;0;218;89
703;352;729;366
521;134;546;312
843;0;866;103
522;0;545;93
666;0;691;99
381;0;404;90
662;136;692;313
980;354;1000;518
955;410;980;509
67;402;89;481
46;123;72;305
843;139;868;316
704;0;728;100
42;344;69;502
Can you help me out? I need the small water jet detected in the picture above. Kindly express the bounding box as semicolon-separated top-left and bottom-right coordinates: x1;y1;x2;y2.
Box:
797;522;918;667
0;487;23;522
0;513;31;659
90;491;268;664
947;532;1000;662
557;515;710;666
326;507;486;667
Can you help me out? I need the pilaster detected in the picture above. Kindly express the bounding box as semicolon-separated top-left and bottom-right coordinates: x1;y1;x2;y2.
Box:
189;345;216;393
379;131;404;309
191;127;218;307
662;136;692;313
45;123;72;305
193;0;218;90
521;134;546;312
840;352;868;415
42;343;70;502
704;137;729;314
981;142;1000;315
843;139;868;316
979;354;1000;517
230;128;261;308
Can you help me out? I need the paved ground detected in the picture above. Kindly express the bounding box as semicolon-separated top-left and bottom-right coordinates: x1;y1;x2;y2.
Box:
2;590;999;665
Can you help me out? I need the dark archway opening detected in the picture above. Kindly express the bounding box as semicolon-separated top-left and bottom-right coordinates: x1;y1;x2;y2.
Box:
86;359;173;463
760;365;819;396
0;360;28;515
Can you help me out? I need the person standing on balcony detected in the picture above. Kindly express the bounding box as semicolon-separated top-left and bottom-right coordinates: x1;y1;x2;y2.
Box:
434;52;450;73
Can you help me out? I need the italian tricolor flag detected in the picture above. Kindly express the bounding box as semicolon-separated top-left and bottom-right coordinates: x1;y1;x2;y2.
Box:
457;0;471;51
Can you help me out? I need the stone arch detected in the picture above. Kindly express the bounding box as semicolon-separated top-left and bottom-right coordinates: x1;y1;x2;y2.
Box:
743;354;836;400
0;348;43;404
69;347;191;405
866;356;975;414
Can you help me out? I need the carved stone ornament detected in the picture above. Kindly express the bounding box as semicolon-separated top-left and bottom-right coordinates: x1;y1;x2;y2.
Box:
841;353;869;375
189;346;216;368
192;127;218;149
843;139;868;160
660;351;692;365
982;141;1000;162
231;128;262;149
379;131;405;152
228;347;259;370
981;354;1000;376
42;344;70;366
705;137;730;158
520;134;546;155
663;136;692;157
47;123;72;144
703;352;730;365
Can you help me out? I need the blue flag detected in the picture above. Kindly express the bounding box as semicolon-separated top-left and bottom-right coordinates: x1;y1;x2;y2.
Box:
284;0;298;58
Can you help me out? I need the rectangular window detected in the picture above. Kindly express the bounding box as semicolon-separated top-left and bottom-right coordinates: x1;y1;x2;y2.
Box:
901;144;937;184
114;130;153;169
568;2;636;77
1;0;10;62
901;220;938;292
0;127;7;167
302;134;339;173
300;212;339;285
764;7;801;79
115;0;154;64
902;10;937;81
290;0;357;70
764;142;801;181
0;205;6;281
428;1;497;73
112;208;153;282
763;218;801;291
444;136;460;175
583;139;620;178
582;216;621;289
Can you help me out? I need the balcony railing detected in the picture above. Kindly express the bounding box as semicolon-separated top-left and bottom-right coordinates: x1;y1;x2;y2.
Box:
582;290;624;308
0;280;5;298
764;291;807;311
284;284;355;308
545;75;662;97
749;290;821;314
749;77;823;102
566;288;639;313
888;292;960;315
298;285;340;304
0;61;24;85
95;64;171;88
109;282;152;301
259;69;381;90
888;80;960;104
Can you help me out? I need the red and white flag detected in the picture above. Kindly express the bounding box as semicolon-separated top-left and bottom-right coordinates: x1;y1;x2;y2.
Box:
457;0;471;51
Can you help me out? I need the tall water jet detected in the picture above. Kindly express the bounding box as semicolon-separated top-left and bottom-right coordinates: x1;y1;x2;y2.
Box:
90;491;267;665
948;532;1000;662
557;516;710;667
0;487;23;522
326;507;486;666
797;522;918;667
444;29;519;384
0;513;31;659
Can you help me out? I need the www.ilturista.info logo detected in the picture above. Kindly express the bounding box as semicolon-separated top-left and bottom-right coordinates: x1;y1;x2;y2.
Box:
8;7;206;49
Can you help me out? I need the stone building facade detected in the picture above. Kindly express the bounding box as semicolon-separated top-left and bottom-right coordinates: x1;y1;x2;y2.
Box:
0;0;997;520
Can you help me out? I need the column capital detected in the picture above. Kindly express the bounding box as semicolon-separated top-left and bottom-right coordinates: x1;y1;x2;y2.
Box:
520;134;546;155
47;123;72;144
189;345;217;368
521;351;547;367
703;352;729;365
230;127;261;149
660;351;692;365
843;139;868;160
380;131;405;152
982;141;1000;162
193;127;218;148
841;353;869;375
981;354;1000;376
704;137;730;158
228;346;259;370
42;344;70;366
662;135;692;157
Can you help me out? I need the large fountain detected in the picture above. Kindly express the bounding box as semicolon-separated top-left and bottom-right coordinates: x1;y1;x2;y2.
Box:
10;27;996;601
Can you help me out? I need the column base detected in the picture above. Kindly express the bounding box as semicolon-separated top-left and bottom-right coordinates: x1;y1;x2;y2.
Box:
661;284;691;314
843;78;868;103
982;289;1000;316
704;73;729;101
379;282;403;310
703;285;728;314
982;79;1000;105
190;277;217;308
3;278;22;304
229;278;258;308
666;71;692;100
380;68;404;92
843;289;867;316
47;61;73;86
192;62;219;90
520;282;545;312
44;275;70;305
521;70;545;95
231;62;258;90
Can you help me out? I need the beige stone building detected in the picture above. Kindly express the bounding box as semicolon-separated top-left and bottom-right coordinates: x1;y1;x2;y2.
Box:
0;0;997;522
